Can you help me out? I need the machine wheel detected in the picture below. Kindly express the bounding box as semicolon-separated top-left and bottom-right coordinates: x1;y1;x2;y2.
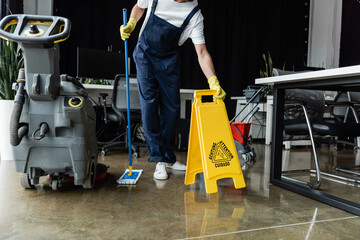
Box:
51;180;58;191
19;173;35;189
133;152;140;158
83;160;96;190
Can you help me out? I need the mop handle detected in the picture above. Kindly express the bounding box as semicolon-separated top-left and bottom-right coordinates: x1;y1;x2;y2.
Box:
229;86;267;123
246;107;260;123
123;8;133;175
239;103;259;122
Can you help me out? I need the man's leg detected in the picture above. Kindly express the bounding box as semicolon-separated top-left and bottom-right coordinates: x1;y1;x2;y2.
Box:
136;63;165;163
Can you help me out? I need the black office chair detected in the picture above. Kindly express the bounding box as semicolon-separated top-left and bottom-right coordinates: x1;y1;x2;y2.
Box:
283;88;360;189
98;75;146;157
76;47;146;157
325;91;360;150
273;68;314;147
326;91;360;176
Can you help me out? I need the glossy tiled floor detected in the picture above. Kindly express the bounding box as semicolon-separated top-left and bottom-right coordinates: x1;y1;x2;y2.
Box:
0;143;359;240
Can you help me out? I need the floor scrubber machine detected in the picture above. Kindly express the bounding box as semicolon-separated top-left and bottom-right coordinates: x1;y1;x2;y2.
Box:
0;14;98;190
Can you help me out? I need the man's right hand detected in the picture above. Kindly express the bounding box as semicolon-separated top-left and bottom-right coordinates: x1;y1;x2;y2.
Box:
120;17;137;41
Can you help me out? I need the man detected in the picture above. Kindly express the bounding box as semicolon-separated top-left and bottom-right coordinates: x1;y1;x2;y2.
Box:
120;0;226;180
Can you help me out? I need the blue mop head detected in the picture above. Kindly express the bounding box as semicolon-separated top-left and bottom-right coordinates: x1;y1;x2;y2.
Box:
117;169;143;185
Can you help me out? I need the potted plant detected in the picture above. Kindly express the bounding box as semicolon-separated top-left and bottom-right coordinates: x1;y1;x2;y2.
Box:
260;51;275;78
0;29;24;160
259;51;287;93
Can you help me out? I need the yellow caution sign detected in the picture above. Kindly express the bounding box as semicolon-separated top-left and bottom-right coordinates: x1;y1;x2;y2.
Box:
185;90;246;194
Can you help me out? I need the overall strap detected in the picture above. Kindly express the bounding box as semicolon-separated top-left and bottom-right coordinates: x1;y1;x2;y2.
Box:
180;6;200;31
151;0;158;14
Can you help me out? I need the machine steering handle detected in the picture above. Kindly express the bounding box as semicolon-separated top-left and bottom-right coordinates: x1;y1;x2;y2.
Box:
0;14;71;45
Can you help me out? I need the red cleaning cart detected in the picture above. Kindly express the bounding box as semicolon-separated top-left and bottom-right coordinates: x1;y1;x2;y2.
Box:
230;86;269;164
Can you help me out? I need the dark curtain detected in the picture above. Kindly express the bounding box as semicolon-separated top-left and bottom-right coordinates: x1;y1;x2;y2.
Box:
181;0;309;114
54;0;309;116
0;0;23;19
340;0;360;67
53;0;138;79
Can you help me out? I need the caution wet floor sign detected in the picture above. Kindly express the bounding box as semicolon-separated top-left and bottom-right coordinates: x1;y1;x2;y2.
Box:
185;90;246;194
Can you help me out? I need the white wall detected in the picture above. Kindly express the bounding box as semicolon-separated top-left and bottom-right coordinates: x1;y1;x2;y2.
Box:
23;0;53;15
307;0;342;69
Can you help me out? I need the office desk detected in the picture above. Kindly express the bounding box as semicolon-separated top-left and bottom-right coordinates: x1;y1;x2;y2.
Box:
255;65;360;216
84;83;196;118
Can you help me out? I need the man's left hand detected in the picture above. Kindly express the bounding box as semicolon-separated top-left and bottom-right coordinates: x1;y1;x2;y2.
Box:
208;75;226;100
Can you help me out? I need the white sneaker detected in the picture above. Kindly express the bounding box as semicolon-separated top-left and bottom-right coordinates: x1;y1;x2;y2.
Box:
165;161;186;171
153;162;168;180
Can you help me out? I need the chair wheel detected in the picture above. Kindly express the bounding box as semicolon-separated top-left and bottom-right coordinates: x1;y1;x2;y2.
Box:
133;152;140;158
242;154;250;163
101;149;108;156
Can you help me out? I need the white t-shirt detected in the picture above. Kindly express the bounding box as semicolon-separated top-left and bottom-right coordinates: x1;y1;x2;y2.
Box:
137;0;205;46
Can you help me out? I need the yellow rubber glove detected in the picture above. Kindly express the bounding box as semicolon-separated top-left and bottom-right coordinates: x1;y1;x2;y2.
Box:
120;17;137;41
208;75;226;100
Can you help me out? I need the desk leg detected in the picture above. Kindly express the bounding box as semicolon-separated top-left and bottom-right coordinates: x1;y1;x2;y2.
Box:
180;99;186;119
271;88;284;181
180;94;194;119
265;100;273;145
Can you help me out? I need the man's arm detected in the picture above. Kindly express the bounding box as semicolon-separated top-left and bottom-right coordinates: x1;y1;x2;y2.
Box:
130;4;146;22
194;43;226;100
194;43;216;79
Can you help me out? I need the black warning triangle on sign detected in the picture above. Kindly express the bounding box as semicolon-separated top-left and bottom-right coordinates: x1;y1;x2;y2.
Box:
211;141;234;163
214;146;228;162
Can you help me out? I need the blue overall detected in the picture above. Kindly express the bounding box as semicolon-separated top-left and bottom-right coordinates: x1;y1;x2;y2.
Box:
133;0;199;163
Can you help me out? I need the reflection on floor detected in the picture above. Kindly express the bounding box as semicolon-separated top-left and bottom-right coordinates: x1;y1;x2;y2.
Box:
0;143;359;239
281;144;360;203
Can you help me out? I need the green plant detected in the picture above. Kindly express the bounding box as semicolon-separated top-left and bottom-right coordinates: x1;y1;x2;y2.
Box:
259;52;286;94
260;52;274;78
259;52;286;78
0;26;24;100
84;78;112;85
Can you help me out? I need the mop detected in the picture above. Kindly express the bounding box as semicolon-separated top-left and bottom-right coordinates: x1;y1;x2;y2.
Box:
117;8;143;185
